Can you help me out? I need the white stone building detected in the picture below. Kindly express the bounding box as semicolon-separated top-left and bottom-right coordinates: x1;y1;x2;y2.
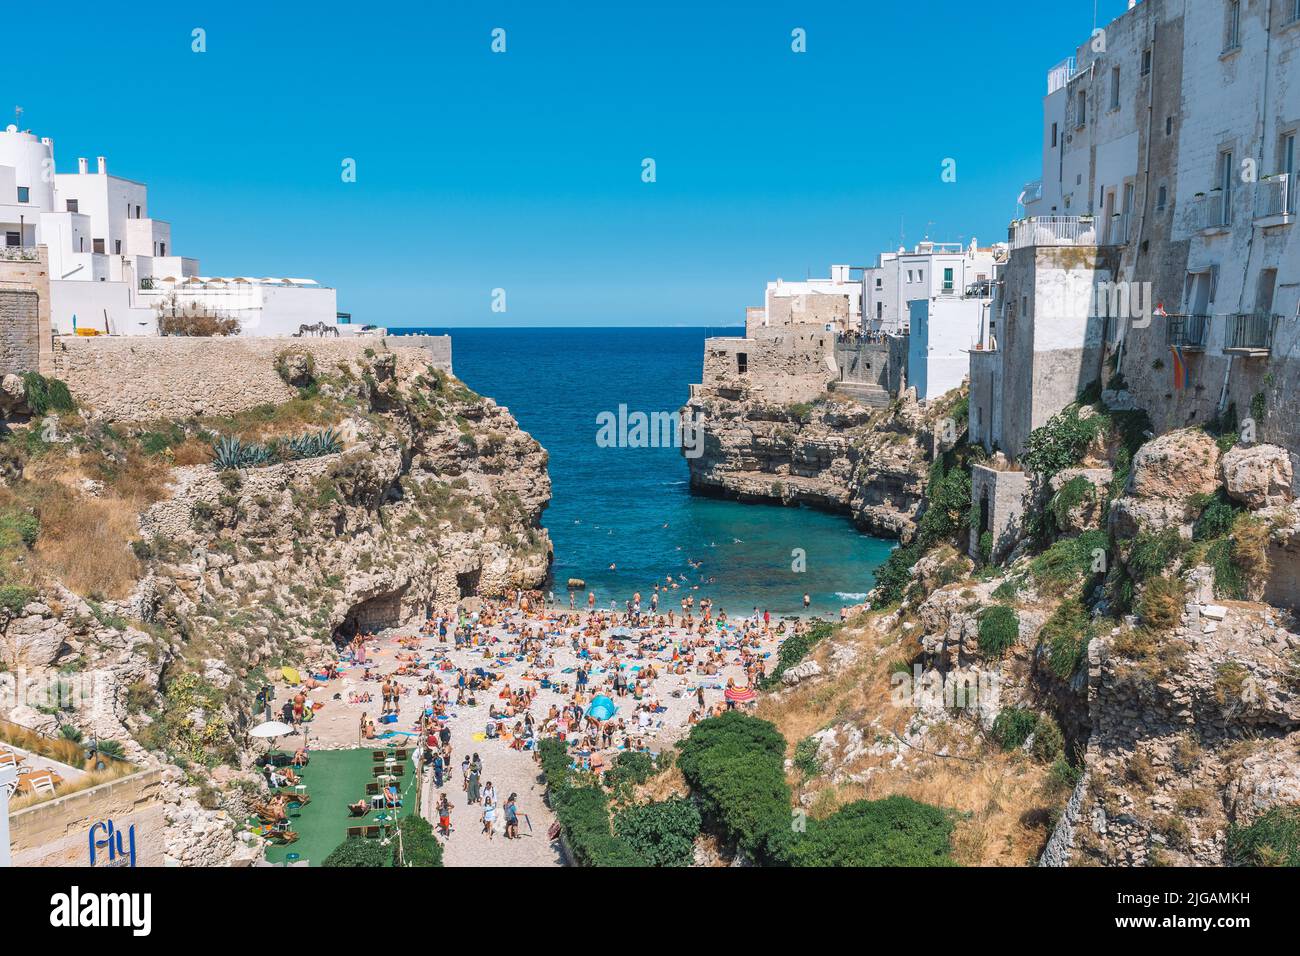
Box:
0;124;351;337
750;264;863;333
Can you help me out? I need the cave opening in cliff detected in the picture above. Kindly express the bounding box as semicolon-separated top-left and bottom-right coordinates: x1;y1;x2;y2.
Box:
333;592;404;644
457;568;481;598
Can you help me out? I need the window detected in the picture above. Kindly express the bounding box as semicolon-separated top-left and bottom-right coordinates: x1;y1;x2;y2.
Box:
1166;116;1173;136
16;186;29;203
1225;0;1241;52
66;199;78;213
1110;66;1121;110
1291;0;1300;25
159;242;166;257
736;352;748;375
1156;184;1167;211
907;269;914;283
917;269;924;285
4;232;18;247
1141;48;1152;76
875;277;882;288
876;302;883;319
93;238;105;254
135;205;141;218
1051;122;1058;148
114;239;122;255
1076;89;1087;127
943;267;954;292
1217;149;1234;225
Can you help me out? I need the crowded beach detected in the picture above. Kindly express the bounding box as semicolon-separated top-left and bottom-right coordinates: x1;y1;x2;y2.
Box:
256;586;804;866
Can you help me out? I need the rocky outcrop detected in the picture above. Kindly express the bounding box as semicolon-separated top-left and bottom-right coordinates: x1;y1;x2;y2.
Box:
1221;443;1294;509
1126;428;1221;500
0;344;551;865
682;385;949;542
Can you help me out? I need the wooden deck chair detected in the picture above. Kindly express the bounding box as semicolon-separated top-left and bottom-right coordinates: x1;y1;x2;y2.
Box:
364;826;380;840
365;782;379;796
372;751;386;762
346;826;363;839
29;773;57;795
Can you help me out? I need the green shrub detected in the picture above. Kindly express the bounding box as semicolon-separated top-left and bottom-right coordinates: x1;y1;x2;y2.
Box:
1137;575;1184;633
322;837;391;867
20;373;75;416
794;736;823;778
1193;491;1239;542
977;605;1019;656
1049;475;1095;532
1040;597;1091;680
393;815;444;867
1226;806;1300;866
761;620;835;688
677;711;792;864
604;750;654;789
991;707;1038;751
1128;529;1184;583
871;542;922;605
613;798;701;867
552;785;644;866
1029;529;1108;588
790;796;956;867
1021;405;1106;482
1030;715;1064;762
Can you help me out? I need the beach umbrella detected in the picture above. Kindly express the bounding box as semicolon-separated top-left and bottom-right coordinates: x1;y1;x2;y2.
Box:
587;695;618;721
724;687;758;704
249;721;294;738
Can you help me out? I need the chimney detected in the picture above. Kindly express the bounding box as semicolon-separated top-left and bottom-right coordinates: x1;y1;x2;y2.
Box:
96;156;106;175
77;157;88;174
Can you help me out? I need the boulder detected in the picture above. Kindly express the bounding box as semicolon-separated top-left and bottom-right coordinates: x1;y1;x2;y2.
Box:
0;373;27;415
1221;443;1293;509
277;351;314;387
781;659;823;686
1127;428;1220;500
1049;467;1113;533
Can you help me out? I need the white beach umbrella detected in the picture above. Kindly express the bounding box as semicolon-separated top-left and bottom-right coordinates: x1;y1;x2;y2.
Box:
250;720;294;738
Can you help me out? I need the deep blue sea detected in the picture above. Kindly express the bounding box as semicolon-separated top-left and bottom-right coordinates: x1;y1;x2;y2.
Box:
395;327;893;616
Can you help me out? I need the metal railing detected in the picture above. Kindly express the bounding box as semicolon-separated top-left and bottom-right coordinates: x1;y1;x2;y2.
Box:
1224;313;1278;352
1186;191;1231;231
1165;314;1209;350
1108;211;1131;245
1008;215;1099;250
1254;173;1297;220
1047;57;1077;94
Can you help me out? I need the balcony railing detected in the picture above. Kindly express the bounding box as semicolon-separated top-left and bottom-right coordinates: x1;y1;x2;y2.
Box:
1165;314;1209;350
1107;210;1131;245
1047;57;1077;94
1008;215;1099;250
1224;313;1279;354
1186;191;1231;232
1254;173;1297;222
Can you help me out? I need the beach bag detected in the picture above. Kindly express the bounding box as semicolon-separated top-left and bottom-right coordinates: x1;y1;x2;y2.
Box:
547;821;562;842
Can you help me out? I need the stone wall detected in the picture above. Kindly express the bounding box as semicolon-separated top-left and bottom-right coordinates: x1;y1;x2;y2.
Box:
0;247;53;375
969;464;1030;562
701;330;836;404
51;335;449;422
9;767;165;867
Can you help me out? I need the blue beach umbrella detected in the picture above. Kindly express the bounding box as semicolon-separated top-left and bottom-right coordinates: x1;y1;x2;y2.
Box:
587;695;618;721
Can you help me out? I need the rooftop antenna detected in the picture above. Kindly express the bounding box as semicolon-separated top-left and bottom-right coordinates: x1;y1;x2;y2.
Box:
13;105;22;126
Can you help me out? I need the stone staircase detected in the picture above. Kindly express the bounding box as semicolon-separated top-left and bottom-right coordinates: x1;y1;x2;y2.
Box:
830;381;892;408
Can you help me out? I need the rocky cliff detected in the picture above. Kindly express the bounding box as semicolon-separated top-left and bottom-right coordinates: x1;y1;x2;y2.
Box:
683;385;963;542
0;342;551;864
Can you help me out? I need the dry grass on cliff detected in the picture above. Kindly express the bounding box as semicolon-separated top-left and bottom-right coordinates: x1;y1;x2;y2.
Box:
758;612;1057;866
16;452;171;601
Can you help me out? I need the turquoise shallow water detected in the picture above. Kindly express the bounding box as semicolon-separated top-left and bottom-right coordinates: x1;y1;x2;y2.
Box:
395;327;894;616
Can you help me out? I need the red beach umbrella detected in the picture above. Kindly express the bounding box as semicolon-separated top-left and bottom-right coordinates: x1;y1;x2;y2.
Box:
724;686;757;704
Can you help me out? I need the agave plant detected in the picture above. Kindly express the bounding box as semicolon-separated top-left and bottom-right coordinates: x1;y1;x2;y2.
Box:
212;435;245;471
316;428;342;455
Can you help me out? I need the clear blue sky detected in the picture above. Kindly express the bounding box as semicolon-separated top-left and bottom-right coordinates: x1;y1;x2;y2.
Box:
11;0;1136;327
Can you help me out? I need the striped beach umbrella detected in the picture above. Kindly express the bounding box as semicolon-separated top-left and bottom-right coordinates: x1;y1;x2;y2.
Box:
724;686;758;704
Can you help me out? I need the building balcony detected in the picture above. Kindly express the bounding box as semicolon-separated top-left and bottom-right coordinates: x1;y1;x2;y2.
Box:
1046;57;1077;94
1185;191;1231;234
1253;173;1296;227
1008;215;1099;250
1165;314;1209;350
1223;313;1279;356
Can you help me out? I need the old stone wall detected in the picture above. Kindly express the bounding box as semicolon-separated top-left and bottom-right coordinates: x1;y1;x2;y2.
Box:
701;330;836;404
51;335;446;422
969;464;1030;562
10;767;166;867
0;247;53;375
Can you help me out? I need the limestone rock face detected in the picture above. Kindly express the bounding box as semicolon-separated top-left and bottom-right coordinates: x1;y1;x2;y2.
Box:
781;659;823;686
682;381;951;543
1126;428;1221;500
1221;443;1293;509
1049;467;1112;533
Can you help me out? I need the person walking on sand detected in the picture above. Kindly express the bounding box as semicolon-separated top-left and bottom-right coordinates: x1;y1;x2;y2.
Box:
482;799;497;839
437;792;453;836
504;793;519;839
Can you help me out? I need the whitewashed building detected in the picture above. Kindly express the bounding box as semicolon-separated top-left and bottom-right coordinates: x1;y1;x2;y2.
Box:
750;265;864;334
0;124;351;337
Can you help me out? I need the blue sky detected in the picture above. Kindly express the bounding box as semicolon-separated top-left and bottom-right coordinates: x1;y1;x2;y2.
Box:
11;1;1137;327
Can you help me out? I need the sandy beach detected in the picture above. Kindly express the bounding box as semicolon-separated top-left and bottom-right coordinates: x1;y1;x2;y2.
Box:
277;598;793;866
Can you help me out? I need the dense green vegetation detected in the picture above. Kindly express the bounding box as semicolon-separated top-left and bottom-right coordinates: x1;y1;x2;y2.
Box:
1226;806;1300;866
977;605;1019;656
789;796;957;867
613;798;701;867
394;815;444;867
322;837;391;867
